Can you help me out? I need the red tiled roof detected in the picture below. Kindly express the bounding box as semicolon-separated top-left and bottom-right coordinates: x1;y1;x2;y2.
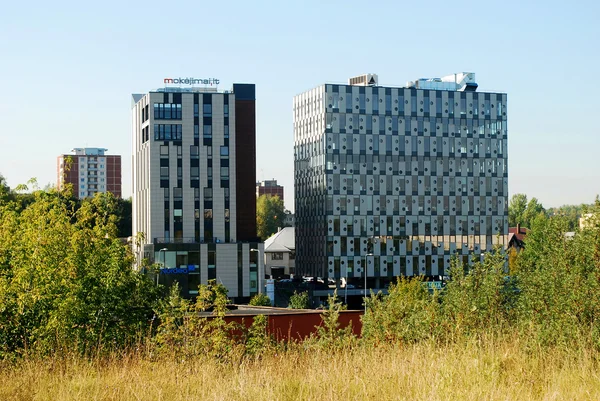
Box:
508;226;528;242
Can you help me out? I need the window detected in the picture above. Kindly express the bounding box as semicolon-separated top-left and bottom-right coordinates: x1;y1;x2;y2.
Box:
81;184;85;189
203;125;212;138
190;146;199;157
224;104;229;116
204;187;212;200
224;125;229;138
271;253;284;260
80;178;85;182
154;103;182;119
203;104;212;116
160;167;169;178
220;146;229;156
191;167;199;177
173;187;182;199
220;167;229;177
160;145;169;156
194;104;199;117
204;209;213;219
154;124;182;141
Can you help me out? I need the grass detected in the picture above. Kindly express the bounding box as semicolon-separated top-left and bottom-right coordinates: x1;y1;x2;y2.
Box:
2;337;600;400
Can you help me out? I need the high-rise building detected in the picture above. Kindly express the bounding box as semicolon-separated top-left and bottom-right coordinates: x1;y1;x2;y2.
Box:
256;179;284;201
294;73;508;286
57;148;121;198
131;82;263;301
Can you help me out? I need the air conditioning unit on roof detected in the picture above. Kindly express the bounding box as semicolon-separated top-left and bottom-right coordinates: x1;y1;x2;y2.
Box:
348;74;378;86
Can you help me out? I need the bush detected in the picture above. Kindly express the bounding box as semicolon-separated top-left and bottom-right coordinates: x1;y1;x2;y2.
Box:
289;291;310;309
362;277;440;345
249;293;272;307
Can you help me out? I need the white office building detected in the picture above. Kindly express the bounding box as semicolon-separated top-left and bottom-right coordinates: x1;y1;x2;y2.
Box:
131;82;263;301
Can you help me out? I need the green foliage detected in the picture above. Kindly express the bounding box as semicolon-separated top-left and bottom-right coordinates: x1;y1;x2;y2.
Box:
256;195;286;240
288;291;310;309
310;292;356;349
508;193;546;228
362;277;440;344
196;279;230;313
441;252;513;338
514;205;600;348
0;188;159;357
249;293;272;307
547;203;590;231
244;314;271;357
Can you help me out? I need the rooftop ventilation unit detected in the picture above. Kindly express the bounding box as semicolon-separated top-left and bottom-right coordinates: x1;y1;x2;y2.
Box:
349;73;378;86
407;72;478;92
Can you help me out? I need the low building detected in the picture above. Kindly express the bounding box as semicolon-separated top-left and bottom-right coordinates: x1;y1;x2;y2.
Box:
507;224;528;252
264;227;295;278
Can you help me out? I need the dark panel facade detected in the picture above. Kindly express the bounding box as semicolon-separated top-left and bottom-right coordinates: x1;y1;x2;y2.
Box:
234;84;258;241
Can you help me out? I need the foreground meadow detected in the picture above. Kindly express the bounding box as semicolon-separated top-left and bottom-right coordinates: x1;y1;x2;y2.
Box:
2;339;600;401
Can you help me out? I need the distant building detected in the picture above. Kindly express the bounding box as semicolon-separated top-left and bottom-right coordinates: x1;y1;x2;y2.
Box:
579;213;596;230
264;227;295;278
256;179;284;201
57;148;121;199
507;224;528;252
131;82;263;301
283;211;295;227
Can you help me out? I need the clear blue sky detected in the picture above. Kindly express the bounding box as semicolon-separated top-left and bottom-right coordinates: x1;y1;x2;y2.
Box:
1;0;599;212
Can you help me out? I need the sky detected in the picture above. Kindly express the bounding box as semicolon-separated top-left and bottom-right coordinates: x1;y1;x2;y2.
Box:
1;0;599;212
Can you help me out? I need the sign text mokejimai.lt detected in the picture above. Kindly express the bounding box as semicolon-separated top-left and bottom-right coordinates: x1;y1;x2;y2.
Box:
164;77;219;85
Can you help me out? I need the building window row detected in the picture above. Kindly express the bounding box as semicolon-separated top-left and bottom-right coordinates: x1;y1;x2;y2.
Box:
154;124;182;141
154;103;182;120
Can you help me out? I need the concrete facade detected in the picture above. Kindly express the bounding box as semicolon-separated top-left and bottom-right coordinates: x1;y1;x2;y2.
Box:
57;148;121;199
131;84;263;301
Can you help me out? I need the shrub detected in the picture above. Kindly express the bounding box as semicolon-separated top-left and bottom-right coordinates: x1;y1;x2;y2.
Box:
289;291;310;309
362;277;440;345
249;293;272;307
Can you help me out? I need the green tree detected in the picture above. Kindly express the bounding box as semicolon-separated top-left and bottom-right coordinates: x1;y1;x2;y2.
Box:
0;187;159;357
509;194;546;228
508;193;528;227
256;195;286;240
522;197;546;228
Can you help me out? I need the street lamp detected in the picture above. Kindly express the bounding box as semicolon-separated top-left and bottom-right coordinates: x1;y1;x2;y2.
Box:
250;248;264;294
344;262;348;304
363;237;377;314
157;248;167;286
364;253;373;313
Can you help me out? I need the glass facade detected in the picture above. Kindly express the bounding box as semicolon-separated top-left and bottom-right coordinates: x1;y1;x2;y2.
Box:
294;84;508;280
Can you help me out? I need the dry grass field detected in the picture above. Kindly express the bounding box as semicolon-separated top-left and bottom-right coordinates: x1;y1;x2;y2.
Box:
2;338;600;401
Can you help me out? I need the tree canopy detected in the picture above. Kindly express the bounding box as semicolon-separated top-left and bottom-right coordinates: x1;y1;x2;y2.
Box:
508;193;546;228
0;182;158;357
256;195;286;241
